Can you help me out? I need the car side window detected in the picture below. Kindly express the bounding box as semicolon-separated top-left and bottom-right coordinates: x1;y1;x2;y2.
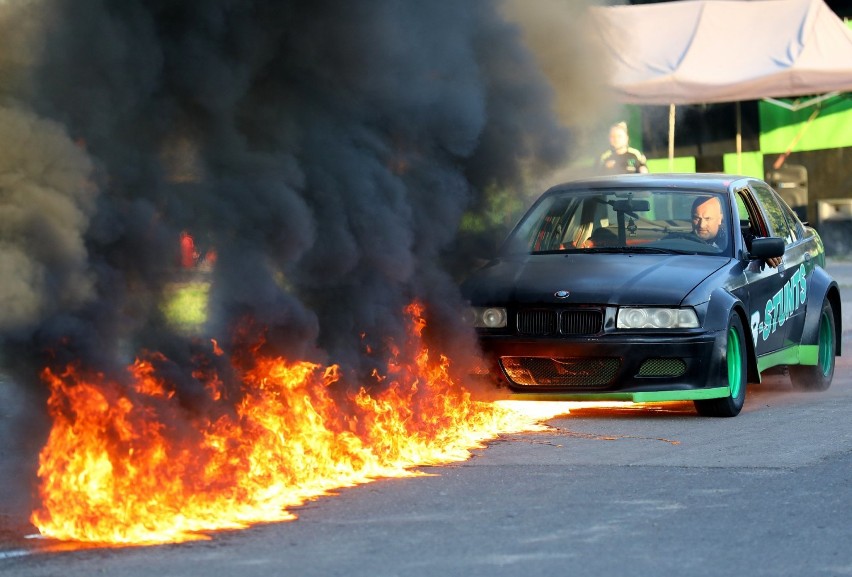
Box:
751;184;794;244
735;194;751;233
775;190;804;241
736;190;767;250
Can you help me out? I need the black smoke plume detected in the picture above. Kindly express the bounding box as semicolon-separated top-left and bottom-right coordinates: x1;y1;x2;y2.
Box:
0;0;619;448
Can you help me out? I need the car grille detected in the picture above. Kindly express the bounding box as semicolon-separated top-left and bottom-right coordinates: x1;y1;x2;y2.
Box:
501;356;619;387
516;309;603;336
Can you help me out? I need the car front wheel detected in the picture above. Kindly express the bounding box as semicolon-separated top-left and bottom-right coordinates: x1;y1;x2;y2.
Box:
789;299;835;392
695;312;747;417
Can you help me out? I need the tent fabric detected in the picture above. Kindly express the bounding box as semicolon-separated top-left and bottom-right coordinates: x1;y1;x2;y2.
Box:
589;0;852;104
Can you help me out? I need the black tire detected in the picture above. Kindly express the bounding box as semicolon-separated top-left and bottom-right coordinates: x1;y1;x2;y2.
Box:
789;299;835;392
695;313;747;417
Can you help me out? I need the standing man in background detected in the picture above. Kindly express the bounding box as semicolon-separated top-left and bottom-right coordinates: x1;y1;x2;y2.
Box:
598;121;648;174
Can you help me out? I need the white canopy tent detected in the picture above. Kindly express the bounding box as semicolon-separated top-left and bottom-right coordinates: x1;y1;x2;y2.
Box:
589;0;852;169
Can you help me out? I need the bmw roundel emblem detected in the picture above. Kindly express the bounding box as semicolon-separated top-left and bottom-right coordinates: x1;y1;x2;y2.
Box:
554;290;570;299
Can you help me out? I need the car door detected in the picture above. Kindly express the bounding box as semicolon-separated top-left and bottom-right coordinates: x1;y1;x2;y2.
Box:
735;186;796;356
738;181;812;356
749;182;810;349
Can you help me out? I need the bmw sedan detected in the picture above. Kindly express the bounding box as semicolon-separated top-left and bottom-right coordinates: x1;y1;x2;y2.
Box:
461;174;841;417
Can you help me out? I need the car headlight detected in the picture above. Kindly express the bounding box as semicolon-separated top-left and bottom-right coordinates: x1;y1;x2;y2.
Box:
467;307;508;328
617;307;699;329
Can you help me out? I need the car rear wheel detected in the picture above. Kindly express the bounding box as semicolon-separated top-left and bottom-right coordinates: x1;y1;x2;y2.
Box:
789;299;835;392
694;312;747;417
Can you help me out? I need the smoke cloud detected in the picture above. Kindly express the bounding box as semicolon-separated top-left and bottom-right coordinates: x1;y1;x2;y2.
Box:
0;106;96;331
0;0;611;405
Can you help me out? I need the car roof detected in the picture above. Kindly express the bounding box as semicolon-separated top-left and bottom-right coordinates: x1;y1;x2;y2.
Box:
544;173;756;194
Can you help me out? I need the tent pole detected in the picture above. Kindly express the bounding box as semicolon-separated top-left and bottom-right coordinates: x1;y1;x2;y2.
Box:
668;103;675;171
736;101;742;174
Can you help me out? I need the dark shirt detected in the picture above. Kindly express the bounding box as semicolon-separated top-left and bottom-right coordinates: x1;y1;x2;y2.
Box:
599;147;648;174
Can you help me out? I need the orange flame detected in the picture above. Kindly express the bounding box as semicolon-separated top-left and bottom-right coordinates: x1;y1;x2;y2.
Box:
31;303;557;545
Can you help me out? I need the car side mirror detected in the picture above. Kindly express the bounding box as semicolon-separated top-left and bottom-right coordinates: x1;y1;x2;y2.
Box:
748;237;785;260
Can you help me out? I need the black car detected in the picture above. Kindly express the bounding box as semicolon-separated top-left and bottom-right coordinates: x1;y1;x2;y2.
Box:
461;174;841;417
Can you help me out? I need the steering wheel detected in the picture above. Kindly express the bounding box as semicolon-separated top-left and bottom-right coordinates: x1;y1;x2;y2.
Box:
665;231;709;244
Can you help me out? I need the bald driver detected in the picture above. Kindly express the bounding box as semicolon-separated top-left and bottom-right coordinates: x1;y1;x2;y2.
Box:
692;196;781;268
692;196;724;246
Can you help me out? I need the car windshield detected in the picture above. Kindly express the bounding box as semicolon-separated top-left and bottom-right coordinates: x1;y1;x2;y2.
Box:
502;188;733;257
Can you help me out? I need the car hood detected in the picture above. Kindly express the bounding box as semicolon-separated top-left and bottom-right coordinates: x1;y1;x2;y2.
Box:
461;253;730;306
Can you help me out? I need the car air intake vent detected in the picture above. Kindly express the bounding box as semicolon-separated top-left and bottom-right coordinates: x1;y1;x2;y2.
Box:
637;358;687;378
516;309;602;336
501;356;619;387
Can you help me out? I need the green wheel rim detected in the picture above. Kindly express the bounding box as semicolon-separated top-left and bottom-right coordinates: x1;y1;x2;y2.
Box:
727;326;743;398
818;310;833;376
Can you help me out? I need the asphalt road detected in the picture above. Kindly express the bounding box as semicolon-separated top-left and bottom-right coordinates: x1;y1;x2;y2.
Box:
2;260;851;577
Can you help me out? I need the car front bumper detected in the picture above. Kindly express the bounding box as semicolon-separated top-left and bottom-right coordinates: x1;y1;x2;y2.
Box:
475;329;732;402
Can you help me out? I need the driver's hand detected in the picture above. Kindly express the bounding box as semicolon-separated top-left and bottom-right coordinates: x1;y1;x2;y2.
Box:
765;256;783;268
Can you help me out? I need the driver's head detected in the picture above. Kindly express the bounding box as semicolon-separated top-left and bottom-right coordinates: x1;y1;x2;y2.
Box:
692;196;723;241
